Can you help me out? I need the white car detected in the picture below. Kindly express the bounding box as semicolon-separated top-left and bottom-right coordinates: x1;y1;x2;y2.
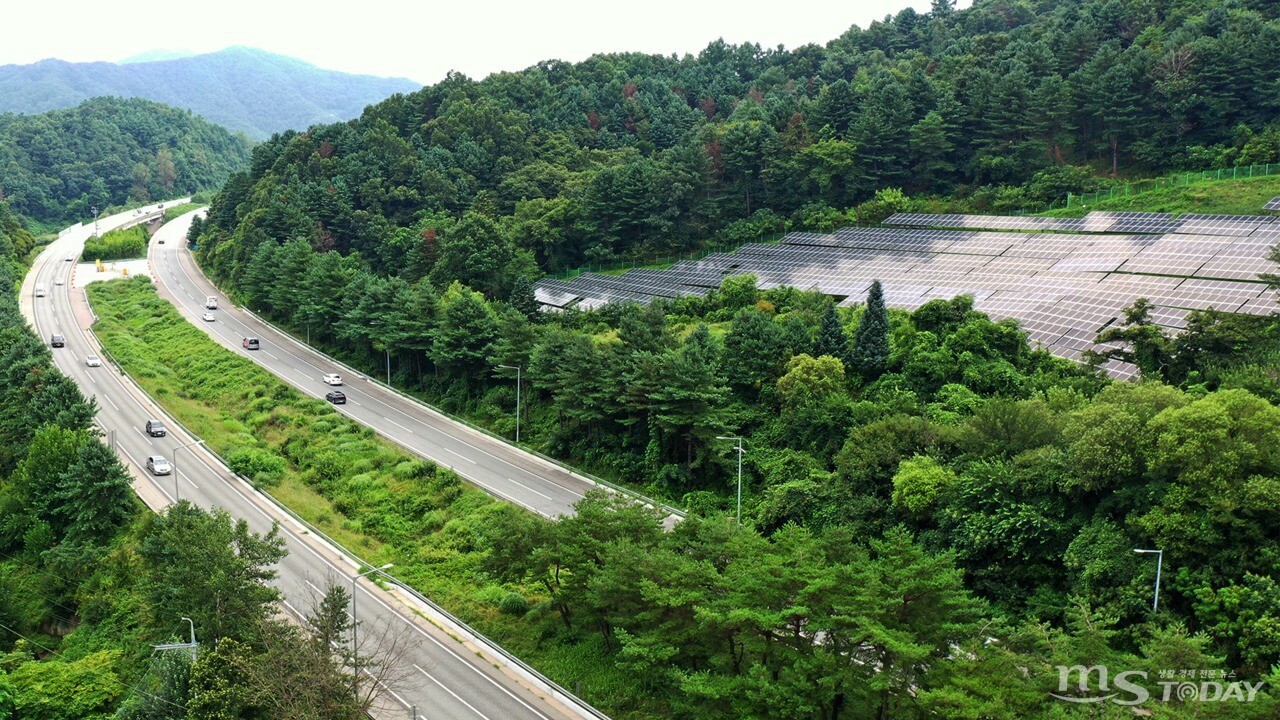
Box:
323;373;343;386
201;312;216;322
146;455;172;475
55;278;64;286
85;354;102;367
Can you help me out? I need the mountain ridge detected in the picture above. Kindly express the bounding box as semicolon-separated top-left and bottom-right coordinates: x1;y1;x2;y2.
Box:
0;47;421;139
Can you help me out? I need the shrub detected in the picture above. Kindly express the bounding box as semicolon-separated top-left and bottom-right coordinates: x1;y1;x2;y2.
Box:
82;225;148;261
499;592;531;616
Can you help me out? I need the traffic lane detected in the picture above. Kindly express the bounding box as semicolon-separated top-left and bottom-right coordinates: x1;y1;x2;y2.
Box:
34;225;569;720
150;242;587;518
152;240;593;517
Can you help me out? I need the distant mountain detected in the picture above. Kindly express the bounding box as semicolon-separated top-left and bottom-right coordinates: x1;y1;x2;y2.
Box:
119;49;198;64
0;46;421;139
0;97;253;224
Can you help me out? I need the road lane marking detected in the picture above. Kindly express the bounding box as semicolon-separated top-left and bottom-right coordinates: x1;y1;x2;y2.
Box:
415;664;495;720
382;417;414;434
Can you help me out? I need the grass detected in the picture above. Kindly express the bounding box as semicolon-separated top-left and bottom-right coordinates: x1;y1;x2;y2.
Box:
161;203;203;224
85;276;653;719
1040;174;1280;218
82;225;148;262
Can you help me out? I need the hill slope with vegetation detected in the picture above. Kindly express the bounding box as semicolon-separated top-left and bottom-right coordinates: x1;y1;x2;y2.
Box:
0;96;251;227
0;46;421;139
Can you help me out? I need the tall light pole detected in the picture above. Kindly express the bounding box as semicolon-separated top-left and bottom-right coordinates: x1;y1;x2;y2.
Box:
716;436;744;526
1133;549;1163;612
91;206;99;239
171;438;206;504
351;563;393;696
498;364;521;443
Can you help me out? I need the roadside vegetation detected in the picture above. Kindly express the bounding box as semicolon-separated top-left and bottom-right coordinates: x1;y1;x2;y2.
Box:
91;264;1280;718
81;225;149;262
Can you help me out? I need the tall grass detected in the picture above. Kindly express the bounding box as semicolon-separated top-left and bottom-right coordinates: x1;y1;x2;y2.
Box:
86;276;651;718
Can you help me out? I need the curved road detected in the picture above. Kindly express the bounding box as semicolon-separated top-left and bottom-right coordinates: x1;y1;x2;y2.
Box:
21;206;591;720
147;214;665;522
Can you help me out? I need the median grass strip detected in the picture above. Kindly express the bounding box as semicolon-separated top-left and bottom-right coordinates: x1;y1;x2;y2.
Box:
161;202;203;223
86;275;647;718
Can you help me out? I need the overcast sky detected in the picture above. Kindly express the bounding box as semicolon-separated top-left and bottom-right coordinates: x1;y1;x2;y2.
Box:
0;0;964;84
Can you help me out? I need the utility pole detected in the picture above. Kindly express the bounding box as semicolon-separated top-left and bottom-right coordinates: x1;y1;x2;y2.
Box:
172;438;206;504
498;364;522;443
716;436;744;526
1133;548;1163;612
152;616;198;660
351;563;393;697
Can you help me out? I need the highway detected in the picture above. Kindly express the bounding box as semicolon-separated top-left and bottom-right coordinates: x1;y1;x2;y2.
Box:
20;206;592;720
146;214;648;522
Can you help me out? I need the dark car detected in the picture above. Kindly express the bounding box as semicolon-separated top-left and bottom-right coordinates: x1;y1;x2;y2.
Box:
145;420;167;437
242;337;260;350
325;391;346;405
50;333;65;347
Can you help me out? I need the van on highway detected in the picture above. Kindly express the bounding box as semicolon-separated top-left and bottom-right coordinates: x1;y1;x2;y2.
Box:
242;337;260;350
35;284;46;297
205;296;218;310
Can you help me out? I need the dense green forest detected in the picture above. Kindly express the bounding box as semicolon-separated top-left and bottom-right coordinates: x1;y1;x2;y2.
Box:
0;97;252;226
0;47;421;140
0;199;381;718
196;0;1280;282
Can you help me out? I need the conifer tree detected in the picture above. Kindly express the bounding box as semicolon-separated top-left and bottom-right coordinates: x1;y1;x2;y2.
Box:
508;274;539;320
813;302;849;363
850;280;890;378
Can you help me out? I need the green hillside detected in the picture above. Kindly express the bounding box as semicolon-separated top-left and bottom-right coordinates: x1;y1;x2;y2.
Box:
1043;173;1280;217
0;96;252;225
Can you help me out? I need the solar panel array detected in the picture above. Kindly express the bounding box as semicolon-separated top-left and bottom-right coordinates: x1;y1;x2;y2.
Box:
1264;197;1280;211
535;214;1280;379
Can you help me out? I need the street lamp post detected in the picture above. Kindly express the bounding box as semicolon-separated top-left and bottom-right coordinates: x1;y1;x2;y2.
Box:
91;206;99;239
498;364;522;443
716;436;744;526
351;563;393;696
1133;548;1163;612
171;438;206;504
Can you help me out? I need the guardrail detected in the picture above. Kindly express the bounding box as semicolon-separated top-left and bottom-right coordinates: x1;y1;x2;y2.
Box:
82;291;612;720
235;304;685;522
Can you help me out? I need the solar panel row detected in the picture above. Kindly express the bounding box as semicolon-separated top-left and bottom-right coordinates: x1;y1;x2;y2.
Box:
534;218;1279;378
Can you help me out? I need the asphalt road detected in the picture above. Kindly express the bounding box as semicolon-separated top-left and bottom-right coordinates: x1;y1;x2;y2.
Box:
147;214;620;521
20;207;588;720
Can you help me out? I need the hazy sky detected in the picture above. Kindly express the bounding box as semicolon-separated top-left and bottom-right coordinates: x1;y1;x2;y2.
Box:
0;0;962;84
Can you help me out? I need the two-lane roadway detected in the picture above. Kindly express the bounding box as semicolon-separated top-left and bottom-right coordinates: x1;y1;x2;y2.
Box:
149;213;644;521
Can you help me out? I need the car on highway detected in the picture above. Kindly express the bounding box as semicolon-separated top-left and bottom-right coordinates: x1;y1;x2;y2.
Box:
55;278;64;286
202;312;216;322
242;337;260;350
145;420;167;437
35;284;46;297
85;354;102;367
158;239;166;244
205;296;218;309
63;256;73;262
50;333;65;347
325;390;347;404
146;456;172;475
323;373;343;386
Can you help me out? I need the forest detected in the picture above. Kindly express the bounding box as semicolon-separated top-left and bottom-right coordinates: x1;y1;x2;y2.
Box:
178;0;1280;715
195;0;1280;282
0;97;251;228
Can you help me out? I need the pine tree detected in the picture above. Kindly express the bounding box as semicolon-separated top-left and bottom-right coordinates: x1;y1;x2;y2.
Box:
813;302;849;363
850;280;890;378
52;438;134;545
508;274;539;320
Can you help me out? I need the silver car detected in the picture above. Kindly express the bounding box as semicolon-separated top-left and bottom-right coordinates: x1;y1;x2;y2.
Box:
85;354;102;367
146;455;172;475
